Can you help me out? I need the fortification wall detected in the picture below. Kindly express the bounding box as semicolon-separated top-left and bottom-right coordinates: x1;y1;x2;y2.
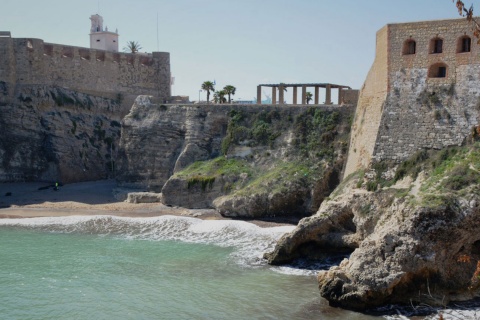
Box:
345;18;480;176
0;34;16;97
387;19;480;81
344;25;389;176
0;34;171;102
373;19;480;162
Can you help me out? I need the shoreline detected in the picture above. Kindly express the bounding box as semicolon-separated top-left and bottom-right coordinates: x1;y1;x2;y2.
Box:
0;180;296;228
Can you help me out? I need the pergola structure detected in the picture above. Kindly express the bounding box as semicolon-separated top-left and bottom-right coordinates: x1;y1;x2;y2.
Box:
257;83;352;105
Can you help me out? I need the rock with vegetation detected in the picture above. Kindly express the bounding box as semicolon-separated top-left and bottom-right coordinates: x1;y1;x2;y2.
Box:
117;96;354;218
0;84;123;183
266;144;480;310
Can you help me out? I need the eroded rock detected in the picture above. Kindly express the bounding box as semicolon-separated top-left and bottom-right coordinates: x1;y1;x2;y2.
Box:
125;192;162;204
266;166;480;310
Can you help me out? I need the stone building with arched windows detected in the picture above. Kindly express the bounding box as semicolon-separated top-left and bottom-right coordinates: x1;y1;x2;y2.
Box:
345;18;480;176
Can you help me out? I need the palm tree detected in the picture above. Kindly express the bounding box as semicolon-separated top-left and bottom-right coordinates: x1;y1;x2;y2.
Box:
306;92;313;104
123;41;142;53
219;90;227;104
201;81;215;103
213;90;227;104
223;85;236;103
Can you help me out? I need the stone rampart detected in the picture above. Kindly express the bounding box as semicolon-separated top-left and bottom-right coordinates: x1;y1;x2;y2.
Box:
0;34;171;104
344;25;389;176
345;18;480;176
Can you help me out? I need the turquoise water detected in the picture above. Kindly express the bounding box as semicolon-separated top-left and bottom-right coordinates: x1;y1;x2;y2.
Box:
0;215;455;320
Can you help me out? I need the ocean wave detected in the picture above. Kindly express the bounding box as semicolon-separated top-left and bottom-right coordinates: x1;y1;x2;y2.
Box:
0;215;318;274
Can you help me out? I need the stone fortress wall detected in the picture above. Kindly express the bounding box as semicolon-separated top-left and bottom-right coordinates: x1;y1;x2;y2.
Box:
0;32;171;103
345;18;480;176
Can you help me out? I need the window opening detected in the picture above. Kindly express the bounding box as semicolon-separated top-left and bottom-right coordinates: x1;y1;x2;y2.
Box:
432;38;443;54
429;63;448;78
461;36;471;53
403;40;416;55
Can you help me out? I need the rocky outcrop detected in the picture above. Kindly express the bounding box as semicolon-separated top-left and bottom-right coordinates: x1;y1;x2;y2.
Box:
117;96;354;218
0;84;122;183
266;147;480;310
125;192;163;204
116;97;228;191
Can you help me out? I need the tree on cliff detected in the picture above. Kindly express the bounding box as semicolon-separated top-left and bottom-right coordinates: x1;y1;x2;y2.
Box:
123;41;142;53
305;92;313;104
201;81;215;103
454;0;480;41
213;90;227;104
223;85;236;103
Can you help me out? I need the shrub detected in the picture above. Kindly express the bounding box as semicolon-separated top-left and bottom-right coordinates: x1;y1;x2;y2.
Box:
443;165;480;190
187;176;215;191
366;181;378;192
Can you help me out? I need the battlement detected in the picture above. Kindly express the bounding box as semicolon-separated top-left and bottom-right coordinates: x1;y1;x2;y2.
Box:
0;33;171;102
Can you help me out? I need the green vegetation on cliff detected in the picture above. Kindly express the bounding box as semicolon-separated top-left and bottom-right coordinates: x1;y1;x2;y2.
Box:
169;106;350;217
355;142;480;209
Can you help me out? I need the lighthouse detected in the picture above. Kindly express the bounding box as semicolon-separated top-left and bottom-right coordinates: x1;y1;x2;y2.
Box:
89;14;119;52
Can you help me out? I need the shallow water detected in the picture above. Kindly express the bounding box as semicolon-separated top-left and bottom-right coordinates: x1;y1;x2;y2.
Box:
0;215;475;319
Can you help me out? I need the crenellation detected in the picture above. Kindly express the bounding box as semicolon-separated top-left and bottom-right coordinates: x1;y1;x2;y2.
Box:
0;34;171;104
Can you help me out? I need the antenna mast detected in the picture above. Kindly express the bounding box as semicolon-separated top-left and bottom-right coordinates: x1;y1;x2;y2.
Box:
156;13;159;51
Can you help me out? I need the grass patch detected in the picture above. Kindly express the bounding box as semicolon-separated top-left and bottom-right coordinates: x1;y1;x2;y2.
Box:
175;157;253;179
232;160;317;196
359;203;372;216
394;149;429;182
187;176;215;191
442;164;480;191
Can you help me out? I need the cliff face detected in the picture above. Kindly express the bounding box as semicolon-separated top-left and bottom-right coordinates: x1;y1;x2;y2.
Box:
0;84;122;183
266;144;480;310
117;96;354;218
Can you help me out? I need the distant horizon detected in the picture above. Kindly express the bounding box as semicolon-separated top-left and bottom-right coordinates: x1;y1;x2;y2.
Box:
1;0;465;102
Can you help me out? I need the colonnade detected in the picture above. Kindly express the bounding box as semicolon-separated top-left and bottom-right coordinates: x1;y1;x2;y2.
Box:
256;83;351;105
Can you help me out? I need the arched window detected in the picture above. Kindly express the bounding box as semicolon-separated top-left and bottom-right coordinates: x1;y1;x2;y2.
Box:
428;63;448;78
457;35;471;53
430;37;443;54
403;39;416;55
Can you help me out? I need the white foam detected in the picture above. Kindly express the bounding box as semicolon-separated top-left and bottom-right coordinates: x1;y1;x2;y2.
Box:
0;215;299;271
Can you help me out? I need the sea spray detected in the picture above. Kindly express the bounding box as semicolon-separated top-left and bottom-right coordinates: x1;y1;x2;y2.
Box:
0;215;310;272
2;216;476;319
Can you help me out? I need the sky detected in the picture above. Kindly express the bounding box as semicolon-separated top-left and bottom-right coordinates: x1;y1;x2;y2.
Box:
0;0;467;102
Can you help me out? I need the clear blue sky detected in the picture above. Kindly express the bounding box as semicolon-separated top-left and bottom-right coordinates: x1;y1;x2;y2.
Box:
0;0;466;102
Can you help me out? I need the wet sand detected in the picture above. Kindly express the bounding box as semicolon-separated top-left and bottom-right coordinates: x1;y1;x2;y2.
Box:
0;180;293;228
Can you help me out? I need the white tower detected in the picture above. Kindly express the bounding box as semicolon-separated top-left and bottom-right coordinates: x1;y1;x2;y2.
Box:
89;14;119;52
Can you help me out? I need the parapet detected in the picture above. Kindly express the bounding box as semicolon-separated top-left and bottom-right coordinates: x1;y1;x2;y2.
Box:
0;33;171;101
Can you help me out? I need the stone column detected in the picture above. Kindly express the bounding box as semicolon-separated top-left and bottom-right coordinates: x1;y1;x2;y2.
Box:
302;85;307;104
314;86;319;104
279;84;284;105
325;84;332;104
338;87;343;104
272;87;277;104
293;86;297;104
257;86;262;104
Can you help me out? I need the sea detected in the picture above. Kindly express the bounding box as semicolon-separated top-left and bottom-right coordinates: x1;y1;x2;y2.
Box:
0;215;477;320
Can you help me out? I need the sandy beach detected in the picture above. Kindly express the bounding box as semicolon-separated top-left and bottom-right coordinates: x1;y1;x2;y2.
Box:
0;180;291;227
